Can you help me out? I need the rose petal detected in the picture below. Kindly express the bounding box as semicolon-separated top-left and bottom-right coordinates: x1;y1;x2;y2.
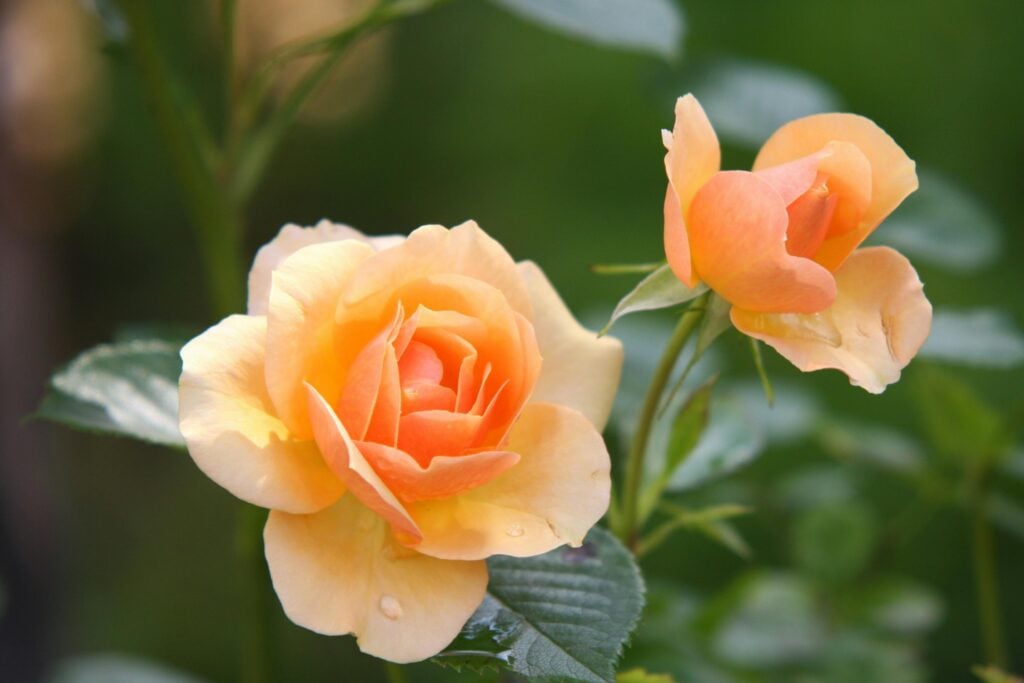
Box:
731;246;931;394
248;220;402;315
663;94;721;288
265;495;487;663
341;221;532;320
265;239;376;439
306;383;421;541
517;261;623;431
359;441;520;501
409;403;611;561
754;114;917;270
397;411;483;466
337;305;404;442
688;170;837;313
179;315;343;513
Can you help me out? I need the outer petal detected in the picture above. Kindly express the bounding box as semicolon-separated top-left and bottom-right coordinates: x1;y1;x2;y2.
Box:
753;113;918;270
306;383;421;541
409;403;611;561
688;171;837;313
265;495;487;663
517;261;623;430
663;94;721;287
732;246;931;394
264;239;376;439
179;315;343;513
341;221;533;320
248;219;403;315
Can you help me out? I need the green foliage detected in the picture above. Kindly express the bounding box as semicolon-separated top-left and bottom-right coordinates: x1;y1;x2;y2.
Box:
974;665;1024;683
49;654;206;683
602;265;707;335
875;169;1003;273
435;527;645;682
37;339;185;448
792;503;877;585
668;392;764;491
639;503;752;560
617;668;676;683
920;309;1024;368
490;0;684;61
912;367;1010;464
688;59;842;147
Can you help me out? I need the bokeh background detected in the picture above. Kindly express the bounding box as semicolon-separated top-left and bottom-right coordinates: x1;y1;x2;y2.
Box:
2;0;1022;681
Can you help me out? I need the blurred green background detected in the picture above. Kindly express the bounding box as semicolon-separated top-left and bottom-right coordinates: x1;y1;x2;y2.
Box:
1;0;1022;681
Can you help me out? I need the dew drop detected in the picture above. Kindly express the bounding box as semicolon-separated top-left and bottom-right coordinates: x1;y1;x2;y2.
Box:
506;524;525;538
379;594;403;620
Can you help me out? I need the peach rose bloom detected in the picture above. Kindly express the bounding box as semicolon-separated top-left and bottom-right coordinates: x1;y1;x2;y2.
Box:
663;95;932;393
179;220;622;662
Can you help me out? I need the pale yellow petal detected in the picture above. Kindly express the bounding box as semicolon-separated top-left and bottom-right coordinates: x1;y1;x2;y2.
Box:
517;261;623;430
265;495;487;663
247;220;402;315
340;221;533;321
264;239;377;439
732;247;932;394
179;315;343;513
410;403;611;560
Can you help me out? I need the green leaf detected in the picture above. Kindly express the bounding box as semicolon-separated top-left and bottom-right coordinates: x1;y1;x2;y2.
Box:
748;338;774;406
689;59;842;148
873;169;1002;272
792;503;877;585
974;665;1024;683
37;339;185;448
855;579;944;637
912;367;1009;464
668;392;765;491
920;308;1024;368
49;654;206;683
617;669;676;683
602;265;707;335
491;0;684;61
711;573;824;668
637;503;751;559
639;378;715;522
436;527;645;682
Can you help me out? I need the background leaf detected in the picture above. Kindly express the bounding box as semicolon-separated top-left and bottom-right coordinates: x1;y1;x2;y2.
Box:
49;654;206;683
920;308;1024;368
436;526;645;682
872;169;1003;272
689;59;842;147
490;0;684;60
37;339;184;448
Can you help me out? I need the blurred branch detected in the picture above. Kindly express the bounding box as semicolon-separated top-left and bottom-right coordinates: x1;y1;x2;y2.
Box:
115;0;244;318
970;465;1008;669
228;0;453;203
222;0;238;134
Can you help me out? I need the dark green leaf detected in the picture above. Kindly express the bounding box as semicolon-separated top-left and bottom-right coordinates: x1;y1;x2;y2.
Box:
437;527;645;682
37;340;184;448
491;0;684;61
602;265;707;335
920;308;1024;368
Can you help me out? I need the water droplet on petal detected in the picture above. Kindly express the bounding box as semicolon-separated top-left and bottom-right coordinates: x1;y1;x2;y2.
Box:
379;594;403;620
506;524;525;537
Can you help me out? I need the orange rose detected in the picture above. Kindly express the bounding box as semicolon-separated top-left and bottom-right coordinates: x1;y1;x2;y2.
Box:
178;220;621;662
663;95;932;393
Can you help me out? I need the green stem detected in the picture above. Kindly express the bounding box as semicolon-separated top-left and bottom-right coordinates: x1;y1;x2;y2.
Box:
971;469;1008;668
221;0;238;135
117;0;244;318
616;299;705;548
237;504;271;683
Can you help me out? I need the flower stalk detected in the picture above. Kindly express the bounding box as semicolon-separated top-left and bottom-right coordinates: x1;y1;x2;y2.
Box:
616;296;706;548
